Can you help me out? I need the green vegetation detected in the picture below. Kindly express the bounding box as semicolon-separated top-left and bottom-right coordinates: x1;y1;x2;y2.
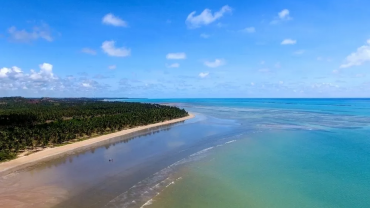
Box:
0;97;188;161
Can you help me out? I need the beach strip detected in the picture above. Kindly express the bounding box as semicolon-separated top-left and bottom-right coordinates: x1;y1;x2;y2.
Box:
0;114;194;176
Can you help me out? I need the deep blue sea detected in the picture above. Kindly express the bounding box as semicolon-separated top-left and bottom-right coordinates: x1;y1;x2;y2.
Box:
115;98;370;208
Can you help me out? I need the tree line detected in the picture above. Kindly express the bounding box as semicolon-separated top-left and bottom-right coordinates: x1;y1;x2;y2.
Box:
0;97;188;161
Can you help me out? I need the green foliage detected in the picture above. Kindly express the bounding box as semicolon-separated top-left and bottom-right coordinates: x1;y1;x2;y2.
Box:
0;150;16;161
0;97;188;161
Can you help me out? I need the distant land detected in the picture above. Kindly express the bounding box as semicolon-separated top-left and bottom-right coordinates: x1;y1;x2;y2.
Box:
0;97;188;162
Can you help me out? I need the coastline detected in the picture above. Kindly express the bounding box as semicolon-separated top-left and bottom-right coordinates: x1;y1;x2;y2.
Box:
0;113;194;176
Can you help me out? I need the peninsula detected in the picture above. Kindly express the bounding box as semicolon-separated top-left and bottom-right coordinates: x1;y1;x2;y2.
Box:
0;97;192;174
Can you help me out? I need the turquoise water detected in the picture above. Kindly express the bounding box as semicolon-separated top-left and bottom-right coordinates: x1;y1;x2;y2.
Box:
2;98;369;208
121;99;370;208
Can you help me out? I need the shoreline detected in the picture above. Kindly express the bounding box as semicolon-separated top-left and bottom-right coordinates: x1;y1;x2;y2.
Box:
0;113;194;176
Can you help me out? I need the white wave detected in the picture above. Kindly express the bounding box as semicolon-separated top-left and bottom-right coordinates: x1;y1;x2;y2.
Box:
190;147;214;157
140;199;154;208
225;140;236;144
166;181;175;188
105;134;243;208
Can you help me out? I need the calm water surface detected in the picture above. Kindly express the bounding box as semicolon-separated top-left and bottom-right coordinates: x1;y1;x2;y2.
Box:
123;99;370;208
1;99;370;208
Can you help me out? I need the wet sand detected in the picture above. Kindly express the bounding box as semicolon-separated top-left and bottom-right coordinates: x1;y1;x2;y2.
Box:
0;112;239;208
0;114;194;176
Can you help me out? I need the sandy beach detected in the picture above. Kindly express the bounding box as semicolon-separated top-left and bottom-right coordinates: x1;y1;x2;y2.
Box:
0;114;194;176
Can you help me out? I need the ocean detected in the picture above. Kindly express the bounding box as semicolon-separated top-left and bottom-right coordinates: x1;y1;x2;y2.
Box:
122;98;370;208
1;99;369;208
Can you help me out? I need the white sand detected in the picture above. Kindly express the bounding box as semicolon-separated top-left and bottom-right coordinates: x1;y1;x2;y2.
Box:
0;114;194;176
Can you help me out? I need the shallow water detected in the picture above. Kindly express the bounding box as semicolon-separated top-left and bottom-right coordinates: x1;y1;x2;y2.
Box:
148;130;370;208
1;99;370;208
123;99;370;208
0;112;240;208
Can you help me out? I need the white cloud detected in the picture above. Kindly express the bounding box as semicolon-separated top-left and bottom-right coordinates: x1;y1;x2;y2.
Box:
204;59;225;68
0;66;23;78
340;39;370;68
0;63;55;89
241;27;255;33
200;33;210;38
281;39;297;45
0;64;110;94
271;9;292;24
279;9;291;20
166;53;186;60
166;63;180;68
82;82;92;88
108;65;116;70
294;50;305;55
199;72;209;78
81;48;97;55
102;13;127;27
186;5;232;28
102;41;131;57
0;68;10;78
30;63;56;81
8;24;53;43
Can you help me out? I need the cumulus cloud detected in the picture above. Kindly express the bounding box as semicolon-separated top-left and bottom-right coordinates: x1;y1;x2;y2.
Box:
8;24;53;43
271;9;292;24
186;5;232;28
28;63;56;81
0;66;23;78
204;59;225;68
281;39;297;45
166;53;186;60
279;9;291;20
199;72;209;78
340;39;370;68
81;48;97;55
0;63;110;95
102;41;131;57
102;13;127;27
166;63;180;68
0;63;56;92
241;27;255;33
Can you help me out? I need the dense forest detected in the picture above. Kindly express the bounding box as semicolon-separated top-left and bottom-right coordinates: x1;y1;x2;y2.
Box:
0;97;188;161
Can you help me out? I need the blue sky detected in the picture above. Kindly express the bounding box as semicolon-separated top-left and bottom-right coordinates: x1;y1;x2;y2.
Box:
0;0;369;98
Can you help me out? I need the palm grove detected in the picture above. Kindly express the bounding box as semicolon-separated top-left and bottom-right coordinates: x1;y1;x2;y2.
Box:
0;97;188;161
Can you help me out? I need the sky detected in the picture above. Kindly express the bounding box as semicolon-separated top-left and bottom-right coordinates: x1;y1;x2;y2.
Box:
0;0;370;98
